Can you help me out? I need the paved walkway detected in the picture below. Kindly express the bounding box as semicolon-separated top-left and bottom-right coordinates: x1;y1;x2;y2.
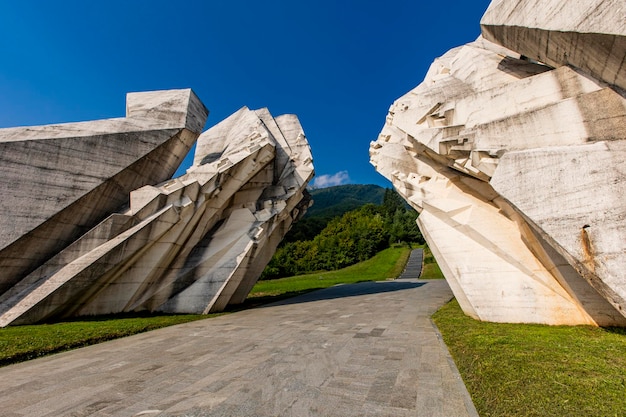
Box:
0;280;478;417
398;249;424;279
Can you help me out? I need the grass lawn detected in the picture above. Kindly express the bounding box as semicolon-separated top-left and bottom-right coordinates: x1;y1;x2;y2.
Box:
421;244;444;279
0;314;213;367
245;244;411;305
433;299;626;417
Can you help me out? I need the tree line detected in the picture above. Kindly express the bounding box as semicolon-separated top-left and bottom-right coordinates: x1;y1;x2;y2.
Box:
262;189;424;279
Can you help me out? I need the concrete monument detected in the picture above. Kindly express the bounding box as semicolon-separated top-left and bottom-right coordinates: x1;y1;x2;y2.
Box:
0;89;207;296
0;92;313;326
370;0;626;325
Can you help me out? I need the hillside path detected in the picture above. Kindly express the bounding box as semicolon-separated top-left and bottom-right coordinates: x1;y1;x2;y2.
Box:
0;279;478;417
398;249;424;279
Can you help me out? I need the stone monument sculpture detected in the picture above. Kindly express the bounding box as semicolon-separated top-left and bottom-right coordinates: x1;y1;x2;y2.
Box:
370;0;626;325
0;90;313;326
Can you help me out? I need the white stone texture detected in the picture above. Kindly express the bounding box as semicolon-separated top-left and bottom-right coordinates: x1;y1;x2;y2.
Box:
0;89;208;298
481;0;626;90
370;35;626;325
0;105;313;326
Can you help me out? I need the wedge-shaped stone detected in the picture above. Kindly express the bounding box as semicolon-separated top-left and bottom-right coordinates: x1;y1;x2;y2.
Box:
0;106;313;326
0;89;208;296
481;0;626;90
370;35;626;326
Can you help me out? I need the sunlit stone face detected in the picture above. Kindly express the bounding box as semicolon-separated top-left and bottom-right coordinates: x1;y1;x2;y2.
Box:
371;30;626;326
0;95;314;326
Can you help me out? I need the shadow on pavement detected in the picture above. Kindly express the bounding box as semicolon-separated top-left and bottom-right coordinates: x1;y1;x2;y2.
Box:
262;280;426;307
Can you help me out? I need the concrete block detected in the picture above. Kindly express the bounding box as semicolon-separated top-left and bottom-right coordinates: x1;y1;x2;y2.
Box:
481;0;626;90
0;103;313;325
0;89;208;296
370;21;626;325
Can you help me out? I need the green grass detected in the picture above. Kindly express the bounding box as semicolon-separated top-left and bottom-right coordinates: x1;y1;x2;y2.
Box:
246;244;411;304
421;244;444;279
432;299;626;417
0;313;213;367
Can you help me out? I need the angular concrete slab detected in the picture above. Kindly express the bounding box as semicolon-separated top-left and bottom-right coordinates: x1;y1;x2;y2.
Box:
0;89;208;295
0;105;314;326
481;0;626;90
370;1;626;326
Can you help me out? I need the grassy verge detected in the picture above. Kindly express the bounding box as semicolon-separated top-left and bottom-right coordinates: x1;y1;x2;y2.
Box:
0;314;213;367
421;244;444;279
432;299;626;417
246;244;411;304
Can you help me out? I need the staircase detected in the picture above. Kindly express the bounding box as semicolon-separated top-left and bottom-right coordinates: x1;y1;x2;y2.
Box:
398;248;423;279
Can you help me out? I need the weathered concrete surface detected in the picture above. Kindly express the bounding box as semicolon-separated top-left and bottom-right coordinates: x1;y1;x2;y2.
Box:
0;89;208;296
0;106;314;326
370;1;626;326
481;0;626;90
0;280;477;417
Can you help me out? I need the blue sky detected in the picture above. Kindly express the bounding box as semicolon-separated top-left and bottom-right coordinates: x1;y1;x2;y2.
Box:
0;1;490;188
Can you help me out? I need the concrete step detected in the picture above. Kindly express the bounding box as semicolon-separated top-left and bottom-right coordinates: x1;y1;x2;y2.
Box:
398;248;424;279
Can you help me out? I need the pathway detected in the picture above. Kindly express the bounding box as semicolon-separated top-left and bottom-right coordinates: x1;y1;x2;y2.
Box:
398;249;424;279
0;279;478;417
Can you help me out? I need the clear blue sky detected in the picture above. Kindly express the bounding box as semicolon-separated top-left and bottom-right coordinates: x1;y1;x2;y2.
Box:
0;1;490;188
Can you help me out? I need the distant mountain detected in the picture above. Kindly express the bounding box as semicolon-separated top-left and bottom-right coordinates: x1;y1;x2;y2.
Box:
306;184;386;217
284;184;386;242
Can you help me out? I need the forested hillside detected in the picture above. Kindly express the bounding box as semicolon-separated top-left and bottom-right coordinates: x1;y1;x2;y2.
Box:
285;184;386;242
262;187;423;279
306;184;386;217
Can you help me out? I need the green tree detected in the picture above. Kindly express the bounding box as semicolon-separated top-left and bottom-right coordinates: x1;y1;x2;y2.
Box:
381;188;405;214
382;188;424;245
261;189;424;280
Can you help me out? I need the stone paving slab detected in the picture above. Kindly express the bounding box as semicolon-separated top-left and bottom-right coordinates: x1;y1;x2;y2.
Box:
0;280;478;417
